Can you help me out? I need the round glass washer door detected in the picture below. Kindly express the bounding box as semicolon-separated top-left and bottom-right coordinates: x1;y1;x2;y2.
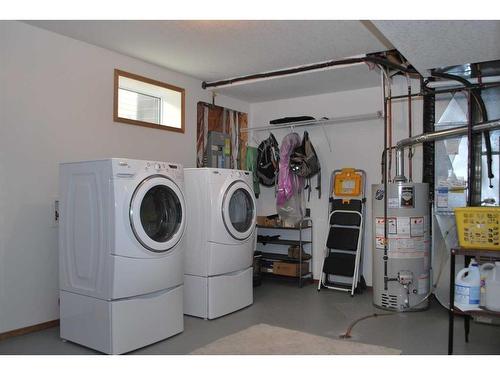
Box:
129;175;186;253
222;181;256;240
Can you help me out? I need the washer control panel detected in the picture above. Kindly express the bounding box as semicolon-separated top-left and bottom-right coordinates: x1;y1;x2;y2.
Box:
113;159;183;180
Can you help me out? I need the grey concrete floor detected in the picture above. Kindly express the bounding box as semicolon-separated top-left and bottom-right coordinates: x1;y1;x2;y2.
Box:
1;279;500;355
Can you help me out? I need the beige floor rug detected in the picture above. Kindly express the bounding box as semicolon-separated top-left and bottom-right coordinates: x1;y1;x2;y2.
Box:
191;324;401;355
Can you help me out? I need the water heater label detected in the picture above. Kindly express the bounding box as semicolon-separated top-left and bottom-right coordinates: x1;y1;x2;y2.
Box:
375;236;385;249
397;217;411;238
410;217;424;237
388;238;426;259
375;217;397;236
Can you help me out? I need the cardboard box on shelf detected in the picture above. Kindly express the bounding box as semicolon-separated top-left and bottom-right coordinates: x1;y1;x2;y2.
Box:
256;216;267;226
273;261;309;277
287;245;311;260
264;217;278;227
257;215;281;227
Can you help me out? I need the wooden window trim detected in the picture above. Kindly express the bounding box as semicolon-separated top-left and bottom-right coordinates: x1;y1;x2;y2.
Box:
113;69;186;134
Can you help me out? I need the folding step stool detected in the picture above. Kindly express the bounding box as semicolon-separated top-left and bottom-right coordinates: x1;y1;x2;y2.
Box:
317;168;367;296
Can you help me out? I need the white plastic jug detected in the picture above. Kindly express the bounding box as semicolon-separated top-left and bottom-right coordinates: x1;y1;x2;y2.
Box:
455;258;481;310
481;262;500;312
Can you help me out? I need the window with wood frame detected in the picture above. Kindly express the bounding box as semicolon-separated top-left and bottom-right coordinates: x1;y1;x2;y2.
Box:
114;69;185;133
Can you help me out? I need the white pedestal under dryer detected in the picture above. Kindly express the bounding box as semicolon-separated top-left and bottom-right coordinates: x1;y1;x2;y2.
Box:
59;159;186;354
184;168;256;319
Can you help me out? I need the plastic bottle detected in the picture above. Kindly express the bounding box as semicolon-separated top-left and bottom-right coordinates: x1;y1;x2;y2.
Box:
455;258;481;310
481;262;500;312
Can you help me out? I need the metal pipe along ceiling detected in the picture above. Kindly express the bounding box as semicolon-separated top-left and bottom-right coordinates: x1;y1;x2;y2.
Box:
201;57;366;89
394;119;500;181
201;54;415;90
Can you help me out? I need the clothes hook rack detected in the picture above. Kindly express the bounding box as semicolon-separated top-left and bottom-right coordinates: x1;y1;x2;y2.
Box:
241;112;382;152
241;112;382;134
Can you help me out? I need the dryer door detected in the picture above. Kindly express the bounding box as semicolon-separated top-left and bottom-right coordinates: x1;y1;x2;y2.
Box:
222;180;256;240
130;175;185;253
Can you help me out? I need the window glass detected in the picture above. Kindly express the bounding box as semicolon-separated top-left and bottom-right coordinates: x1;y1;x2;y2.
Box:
118;88;161;124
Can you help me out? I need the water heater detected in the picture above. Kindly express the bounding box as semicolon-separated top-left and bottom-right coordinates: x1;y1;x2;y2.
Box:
372;182;431;311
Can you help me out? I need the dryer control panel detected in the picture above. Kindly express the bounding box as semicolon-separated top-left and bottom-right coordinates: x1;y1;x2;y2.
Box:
210;168;253;187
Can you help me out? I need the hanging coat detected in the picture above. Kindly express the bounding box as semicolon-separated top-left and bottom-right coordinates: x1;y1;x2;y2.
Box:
245;146;260;198
276;132;304;206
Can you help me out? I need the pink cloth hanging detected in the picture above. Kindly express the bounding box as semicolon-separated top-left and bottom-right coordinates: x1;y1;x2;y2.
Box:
276;132;304;206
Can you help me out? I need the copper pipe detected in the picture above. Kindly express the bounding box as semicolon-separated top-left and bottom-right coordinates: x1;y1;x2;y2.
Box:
407;75;413;182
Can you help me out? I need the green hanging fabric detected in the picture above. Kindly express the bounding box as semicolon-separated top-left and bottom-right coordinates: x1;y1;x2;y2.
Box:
245;146;260;198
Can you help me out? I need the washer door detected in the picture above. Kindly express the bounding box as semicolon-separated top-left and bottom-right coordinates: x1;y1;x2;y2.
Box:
130;175;185;253
222;181;256;240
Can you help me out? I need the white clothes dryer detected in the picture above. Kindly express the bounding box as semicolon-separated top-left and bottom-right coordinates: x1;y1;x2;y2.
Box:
59;158;185;354
184;168;256;319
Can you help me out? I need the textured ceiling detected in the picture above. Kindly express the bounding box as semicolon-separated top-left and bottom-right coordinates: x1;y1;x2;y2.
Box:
24;20;500;102
25;20;391;101
371;20;500;76
26;20;392;81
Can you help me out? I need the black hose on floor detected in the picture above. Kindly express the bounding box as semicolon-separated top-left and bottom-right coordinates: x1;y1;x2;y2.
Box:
339;294;436;339
339;312;394;339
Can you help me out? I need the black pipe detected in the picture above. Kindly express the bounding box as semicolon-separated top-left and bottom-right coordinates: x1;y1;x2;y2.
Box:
431;72;488;119
478;75;494;188
202;57;366;89
467;91;474;206
382;72;389;291
408;77;413;182
422;81;435;237
431;71;494;189
387;81;500;101
203;55;417;89
380;146;397;183
364;55;416;74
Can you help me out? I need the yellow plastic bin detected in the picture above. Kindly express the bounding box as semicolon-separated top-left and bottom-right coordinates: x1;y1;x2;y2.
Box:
454;207;500;250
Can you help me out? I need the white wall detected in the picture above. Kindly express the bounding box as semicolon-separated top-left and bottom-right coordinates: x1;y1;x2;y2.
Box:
0;21;249;333
249;76;423;286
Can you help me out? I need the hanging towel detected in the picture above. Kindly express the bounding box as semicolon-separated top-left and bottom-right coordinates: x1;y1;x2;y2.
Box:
199;105;209;166
277;132;303;206
229;110;236;169
245;146;260;198
232;111;240;169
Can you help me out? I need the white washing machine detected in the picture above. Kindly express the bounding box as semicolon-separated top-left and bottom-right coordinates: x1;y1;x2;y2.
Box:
59;158;186;354
184;168;256;319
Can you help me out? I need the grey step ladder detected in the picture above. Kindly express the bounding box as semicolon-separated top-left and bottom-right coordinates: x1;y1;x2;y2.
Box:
317;169;367;296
